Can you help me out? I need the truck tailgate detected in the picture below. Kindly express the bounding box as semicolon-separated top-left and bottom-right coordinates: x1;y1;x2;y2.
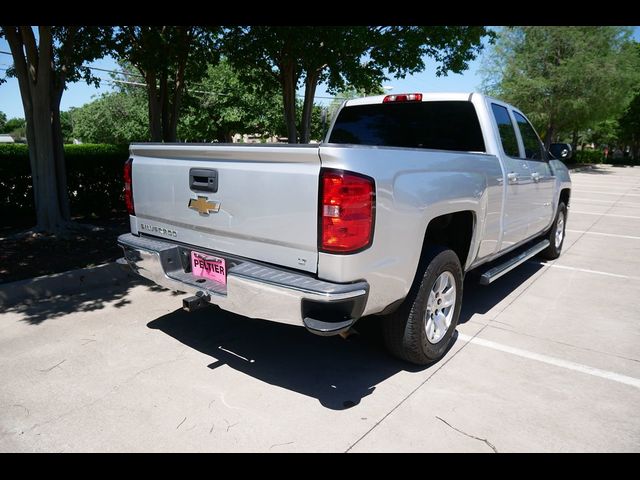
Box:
129;144;321;273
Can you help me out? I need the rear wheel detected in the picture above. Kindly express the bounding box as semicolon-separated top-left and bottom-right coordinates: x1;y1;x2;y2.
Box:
382;246;463;365
540;202;567;260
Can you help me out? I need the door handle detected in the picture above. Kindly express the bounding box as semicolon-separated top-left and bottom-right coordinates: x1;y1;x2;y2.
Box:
531;172;541;182
507;172;519;184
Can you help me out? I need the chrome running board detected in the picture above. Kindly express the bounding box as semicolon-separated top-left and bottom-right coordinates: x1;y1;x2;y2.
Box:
479;240;550;285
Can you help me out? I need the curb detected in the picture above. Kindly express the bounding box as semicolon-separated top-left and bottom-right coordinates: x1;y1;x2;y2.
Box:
0;261;137;308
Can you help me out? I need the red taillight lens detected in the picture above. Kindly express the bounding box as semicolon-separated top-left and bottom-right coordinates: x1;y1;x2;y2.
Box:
383;93;423;103
320;169;375;253
124;158;135;215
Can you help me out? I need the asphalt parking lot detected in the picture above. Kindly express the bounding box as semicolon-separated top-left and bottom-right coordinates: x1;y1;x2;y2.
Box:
1;164;639;452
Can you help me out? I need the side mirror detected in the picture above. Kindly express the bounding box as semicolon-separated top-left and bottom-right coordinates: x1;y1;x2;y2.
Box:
549;143;572;160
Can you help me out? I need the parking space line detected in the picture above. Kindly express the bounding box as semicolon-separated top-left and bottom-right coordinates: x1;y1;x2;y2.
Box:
573;190;640;197
569;198;640;208
565;229;640;240
571;186;638;192
570;211;640;219
457;333;640;389
527;261;640;280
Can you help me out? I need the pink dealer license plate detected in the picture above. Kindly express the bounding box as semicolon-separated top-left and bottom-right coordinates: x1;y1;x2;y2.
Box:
190;251;227;285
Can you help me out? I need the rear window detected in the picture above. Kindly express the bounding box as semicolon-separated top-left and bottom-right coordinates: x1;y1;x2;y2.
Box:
328;101;485;152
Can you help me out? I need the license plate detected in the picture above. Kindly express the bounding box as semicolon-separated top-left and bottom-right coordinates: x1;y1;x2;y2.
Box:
190;251;227;285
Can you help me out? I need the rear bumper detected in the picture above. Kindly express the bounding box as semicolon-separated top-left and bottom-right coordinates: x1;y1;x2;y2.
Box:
117;233;368;335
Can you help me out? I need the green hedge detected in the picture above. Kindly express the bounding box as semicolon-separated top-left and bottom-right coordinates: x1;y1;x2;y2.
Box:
572;149;605;164
0;143;130;225
570;149;639;166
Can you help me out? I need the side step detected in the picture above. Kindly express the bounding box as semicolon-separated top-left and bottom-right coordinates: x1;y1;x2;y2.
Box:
479;240;550;285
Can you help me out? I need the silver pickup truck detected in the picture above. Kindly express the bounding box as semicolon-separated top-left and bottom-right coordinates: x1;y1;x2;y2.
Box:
118;92;571;365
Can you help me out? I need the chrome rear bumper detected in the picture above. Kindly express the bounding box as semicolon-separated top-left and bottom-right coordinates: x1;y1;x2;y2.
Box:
117;233;368;335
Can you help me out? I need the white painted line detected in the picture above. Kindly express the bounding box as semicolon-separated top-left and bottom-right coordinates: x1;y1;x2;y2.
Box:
457;333;640;390
570;210;640;219
566;229;640;240
572;185;640;190
218;346;255;363
573;190;640;197
570;198;640;207
529;261;640;281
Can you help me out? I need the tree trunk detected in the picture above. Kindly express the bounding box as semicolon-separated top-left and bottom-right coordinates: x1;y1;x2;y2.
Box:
146;71;162;142
160;72;171;142
570;130;579;155
166;30;190;143
544;124;555;151
166;91;181;143
165;81;184;143
32;93;66;232
281;61;298;143
51;89;71;222
300;69;319;144
4;26;68;233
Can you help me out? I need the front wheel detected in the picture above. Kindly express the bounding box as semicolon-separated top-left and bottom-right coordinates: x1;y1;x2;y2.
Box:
382;246;463;365
540;202;567;260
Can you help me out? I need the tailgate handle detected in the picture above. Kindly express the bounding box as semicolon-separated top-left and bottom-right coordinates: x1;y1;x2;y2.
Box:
189;168;218;192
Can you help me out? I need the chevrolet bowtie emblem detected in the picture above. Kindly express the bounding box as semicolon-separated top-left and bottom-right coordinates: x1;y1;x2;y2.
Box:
188;196;220;215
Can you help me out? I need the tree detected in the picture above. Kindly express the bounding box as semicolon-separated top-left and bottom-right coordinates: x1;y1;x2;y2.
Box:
481;27;640;149
112;26;218;142
325;85;387;127
0;26;113;233
70;90;150;144
224;26;490;143
0;111;6;132
618;91;640;160
178;59;285;142
59;111;74;144
2;117;26;139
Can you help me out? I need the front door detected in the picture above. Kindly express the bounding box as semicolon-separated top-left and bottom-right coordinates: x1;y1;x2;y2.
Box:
512;111;556;236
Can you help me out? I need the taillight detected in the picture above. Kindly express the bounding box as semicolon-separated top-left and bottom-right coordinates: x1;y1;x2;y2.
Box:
320;169;375;253
124;158;135;215
383;93;422;103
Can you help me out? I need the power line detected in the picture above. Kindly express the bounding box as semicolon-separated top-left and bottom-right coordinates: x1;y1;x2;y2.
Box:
0;51;348;101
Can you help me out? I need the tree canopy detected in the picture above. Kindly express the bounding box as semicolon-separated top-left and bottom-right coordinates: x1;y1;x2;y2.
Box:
617;90;640;160
112;26;219;142
178;59;285;142
70;89;149;144
223;26;491;143
481;26;640;148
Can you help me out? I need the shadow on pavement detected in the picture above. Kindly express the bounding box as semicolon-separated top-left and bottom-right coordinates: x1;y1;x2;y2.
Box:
147;262;543;410
459;261;545;324
148;307;421;410
570;165;614;174
3;277;177;325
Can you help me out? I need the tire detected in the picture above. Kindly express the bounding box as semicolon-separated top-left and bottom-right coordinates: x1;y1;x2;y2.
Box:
382;246;463;365
540;202;567;260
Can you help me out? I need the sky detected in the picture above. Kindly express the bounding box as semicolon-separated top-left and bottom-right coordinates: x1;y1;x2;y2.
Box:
1;27;639;120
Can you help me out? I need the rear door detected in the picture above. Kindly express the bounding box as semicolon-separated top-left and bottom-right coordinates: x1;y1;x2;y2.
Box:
490;102;534;250
512;110;556;236
130;144;321;273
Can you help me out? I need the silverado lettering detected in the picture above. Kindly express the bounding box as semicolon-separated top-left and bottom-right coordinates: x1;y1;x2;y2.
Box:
139;223;177;238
